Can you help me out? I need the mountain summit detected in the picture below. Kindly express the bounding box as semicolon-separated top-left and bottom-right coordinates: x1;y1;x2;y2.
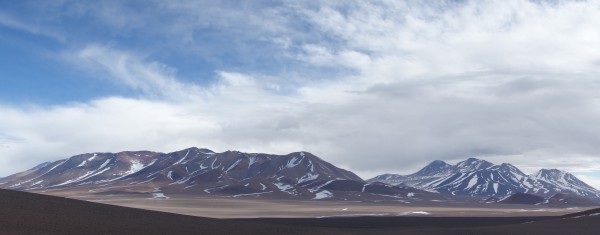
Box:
414;160;453;176
369;158;600;201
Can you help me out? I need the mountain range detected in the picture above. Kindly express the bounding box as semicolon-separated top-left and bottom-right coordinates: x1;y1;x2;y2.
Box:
0;147;444;202
1;148;598;205
369;158;600;201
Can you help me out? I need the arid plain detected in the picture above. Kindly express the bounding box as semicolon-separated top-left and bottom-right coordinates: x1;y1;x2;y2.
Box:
61;193;588;218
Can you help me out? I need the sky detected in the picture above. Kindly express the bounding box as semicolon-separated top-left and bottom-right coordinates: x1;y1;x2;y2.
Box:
2;0;600;188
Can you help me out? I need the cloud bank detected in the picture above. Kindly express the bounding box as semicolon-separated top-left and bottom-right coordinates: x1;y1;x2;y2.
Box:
1;1;600;187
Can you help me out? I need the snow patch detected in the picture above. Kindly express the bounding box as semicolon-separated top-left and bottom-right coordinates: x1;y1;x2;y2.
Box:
281;156;302;170
310;179;338;192
273;183;296;195
173;150;190;165
98;159;111;170
467;176;478;189
274;182;293;191
97;159;156;183
522;179;533;188
152;193;169;199
77;160;87;167
233;191;272;198
248;156;258;168
226;159;242;172
298;173;319;183
314;190;333;199
125;160;145;175
171;177;191;185
53;171;96;187
199;163;208;170
210;157;221;169
45;160;66;174
204;185;228;194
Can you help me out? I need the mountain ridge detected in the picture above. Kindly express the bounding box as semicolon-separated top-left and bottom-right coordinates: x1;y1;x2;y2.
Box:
2;149;598;204
369;158;600;201
0;147;444;202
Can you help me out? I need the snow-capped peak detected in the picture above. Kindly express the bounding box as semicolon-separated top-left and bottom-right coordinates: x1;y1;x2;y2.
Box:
370;157;600;201
455;158;493;172
533;169;567;179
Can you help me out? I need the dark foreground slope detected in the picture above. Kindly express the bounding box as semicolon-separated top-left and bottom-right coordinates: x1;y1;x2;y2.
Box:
2;188;600;235
0;189;325;235
246;208;600;235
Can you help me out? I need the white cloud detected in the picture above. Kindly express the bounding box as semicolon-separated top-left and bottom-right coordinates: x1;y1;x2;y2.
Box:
299;1;600;78
70;44;199;99
0;11;65;41
0;133;21;149
0;98;220;172
2;1;600;189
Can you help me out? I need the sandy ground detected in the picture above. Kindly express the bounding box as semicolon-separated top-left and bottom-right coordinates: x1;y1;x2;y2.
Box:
65;194;590;218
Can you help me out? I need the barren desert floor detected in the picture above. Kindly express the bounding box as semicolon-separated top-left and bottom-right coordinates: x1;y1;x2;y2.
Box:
65;194;590;218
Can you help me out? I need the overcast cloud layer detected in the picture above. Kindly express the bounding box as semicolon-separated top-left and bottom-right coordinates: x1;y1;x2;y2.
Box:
1;1;600;187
